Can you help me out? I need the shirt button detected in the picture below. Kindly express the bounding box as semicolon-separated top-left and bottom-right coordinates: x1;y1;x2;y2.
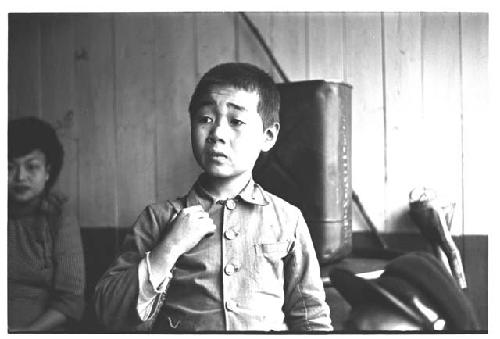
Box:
226;199;236;210
225;263;236;275
224;229;238;240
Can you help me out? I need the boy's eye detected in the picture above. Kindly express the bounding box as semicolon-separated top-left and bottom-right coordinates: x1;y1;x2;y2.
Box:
198;115;213;124
230;119;245;126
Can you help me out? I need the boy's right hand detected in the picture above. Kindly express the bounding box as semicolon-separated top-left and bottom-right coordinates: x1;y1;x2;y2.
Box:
166;205;216;255
149;205;215;274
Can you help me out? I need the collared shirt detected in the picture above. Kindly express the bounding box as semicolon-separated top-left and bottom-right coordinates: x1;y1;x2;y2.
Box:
95;177;332;332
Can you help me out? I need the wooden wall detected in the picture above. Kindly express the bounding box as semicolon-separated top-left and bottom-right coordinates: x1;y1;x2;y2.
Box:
8;12;488;236
8;11;489;330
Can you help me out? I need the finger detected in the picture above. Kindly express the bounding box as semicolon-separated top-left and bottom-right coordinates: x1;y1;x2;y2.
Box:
202;223;216;238
181;205;204;214
197;217;215;227
184;209;210;219
196;218;216;231
196;212;211;219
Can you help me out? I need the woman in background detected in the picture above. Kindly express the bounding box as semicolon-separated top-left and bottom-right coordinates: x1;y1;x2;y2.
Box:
8;117;85;331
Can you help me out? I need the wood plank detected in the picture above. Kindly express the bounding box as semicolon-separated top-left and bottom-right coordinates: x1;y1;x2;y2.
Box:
307;12;344;81
73;14;118;228
460;13;489;329
195;12;236;78
8;14;42;119
383;13;423;233
460;13;489;236
114;13;156;228
39;13;79;221
343;13;385;232
421;13;463;235
153;13;200;202
236;12;273;75
270;12;307;81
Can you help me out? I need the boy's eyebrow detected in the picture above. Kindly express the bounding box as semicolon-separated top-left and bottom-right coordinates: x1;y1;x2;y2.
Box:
197;99;215;107
196;99;247;112
227;102;246;112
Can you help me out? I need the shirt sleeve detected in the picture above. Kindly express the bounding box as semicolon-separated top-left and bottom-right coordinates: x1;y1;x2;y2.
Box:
283;210;333;331
137;254;172;321
50;209;85;321
94;203;177;331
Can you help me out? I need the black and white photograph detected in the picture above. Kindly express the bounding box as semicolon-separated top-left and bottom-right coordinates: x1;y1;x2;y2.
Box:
4;1;496;334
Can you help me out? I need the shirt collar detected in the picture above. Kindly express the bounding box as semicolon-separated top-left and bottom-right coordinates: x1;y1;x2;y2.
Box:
185;175;269;207
238;178;269;206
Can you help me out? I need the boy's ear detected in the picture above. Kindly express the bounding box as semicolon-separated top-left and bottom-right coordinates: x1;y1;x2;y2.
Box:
261;122;280;152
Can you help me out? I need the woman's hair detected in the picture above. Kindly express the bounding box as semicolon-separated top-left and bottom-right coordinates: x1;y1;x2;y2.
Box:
8;116;64;190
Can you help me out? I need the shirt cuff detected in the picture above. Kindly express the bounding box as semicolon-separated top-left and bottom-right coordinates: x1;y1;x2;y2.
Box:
137;252;173;321
146;251;172;293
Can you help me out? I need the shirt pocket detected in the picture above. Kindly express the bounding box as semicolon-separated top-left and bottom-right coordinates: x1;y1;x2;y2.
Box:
255;241;291;262
249;241;292;302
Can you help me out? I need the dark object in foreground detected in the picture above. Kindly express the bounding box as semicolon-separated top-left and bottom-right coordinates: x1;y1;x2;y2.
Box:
330;252;479;331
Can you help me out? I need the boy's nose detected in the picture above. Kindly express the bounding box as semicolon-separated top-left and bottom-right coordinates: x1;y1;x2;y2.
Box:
208;119;230;144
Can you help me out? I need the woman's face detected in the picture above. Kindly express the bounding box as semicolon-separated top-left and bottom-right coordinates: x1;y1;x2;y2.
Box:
8;149;50;204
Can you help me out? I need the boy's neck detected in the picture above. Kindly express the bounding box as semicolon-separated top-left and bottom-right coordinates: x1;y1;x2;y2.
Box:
200;172;252;201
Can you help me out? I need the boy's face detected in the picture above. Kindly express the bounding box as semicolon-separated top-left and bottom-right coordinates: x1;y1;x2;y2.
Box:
191;86;279;181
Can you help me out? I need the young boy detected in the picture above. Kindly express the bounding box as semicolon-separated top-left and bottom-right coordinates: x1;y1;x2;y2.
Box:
94;63;332;332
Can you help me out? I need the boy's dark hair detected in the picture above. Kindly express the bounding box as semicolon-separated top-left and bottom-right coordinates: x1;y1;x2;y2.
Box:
188;62;280;128
8;116;64;191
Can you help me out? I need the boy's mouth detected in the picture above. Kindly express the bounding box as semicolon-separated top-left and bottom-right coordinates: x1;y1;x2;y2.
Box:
208;151;228;159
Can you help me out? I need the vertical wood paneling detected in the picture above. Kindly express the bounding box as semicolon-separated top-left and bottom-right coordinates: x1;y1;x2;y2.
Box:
236;12;273;75
343;13;386;231
39;14;79;220
8;12;488;239
114;14;156;227
154;13;200;201
73;14;118;227
461;13;488;236
8;14;42;119
308;12;344;81
460;13;488;327
196;12;236;78
383;13;423;232
271;12;307;81
421;13;463;235
7;14;489;326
